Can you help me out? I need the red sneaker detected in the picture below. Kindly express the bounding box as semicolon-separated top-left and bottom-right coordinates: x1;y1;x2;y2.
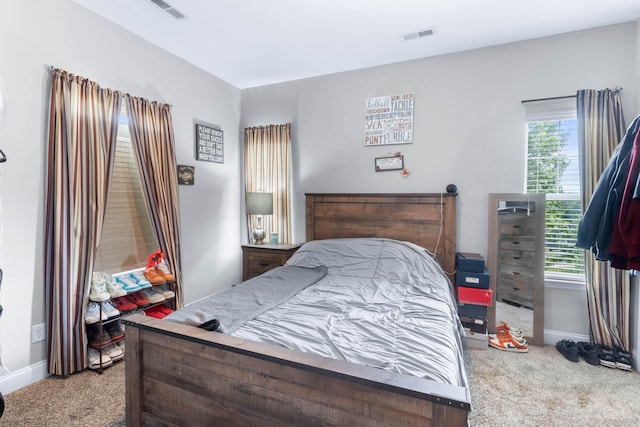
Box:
144;306;166;319
158;305;174;315
112;296;137;312
127;292;149;307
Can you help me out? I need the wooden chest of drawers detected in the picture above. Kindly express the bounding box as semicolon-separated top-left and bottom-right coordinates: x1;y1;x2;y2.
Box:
241;243;302;281
496;212;539;308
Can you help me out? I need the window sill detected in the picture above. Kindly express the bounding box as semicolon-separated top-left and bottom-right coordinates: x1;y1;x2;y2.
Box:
545;273;585;291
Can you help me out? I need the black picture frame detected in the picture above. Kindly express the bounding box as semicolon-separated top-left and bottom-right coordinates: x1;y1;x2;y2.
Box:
375;155;404;171
177;165;195;185
195;122;224;163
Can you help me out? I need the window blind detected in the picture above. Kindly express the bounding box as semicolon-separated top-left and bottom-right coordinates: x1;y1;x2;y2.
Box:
524;99;585;277
94;111;159;274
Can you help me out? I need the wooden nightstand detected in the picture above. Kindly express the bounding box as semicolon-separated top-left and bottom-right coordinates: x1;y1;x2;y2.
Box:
242;243;303;281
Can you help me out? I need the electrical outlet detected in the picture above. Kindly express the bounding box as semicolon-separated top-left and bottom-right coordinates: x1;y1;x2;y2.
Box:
32;323;46;343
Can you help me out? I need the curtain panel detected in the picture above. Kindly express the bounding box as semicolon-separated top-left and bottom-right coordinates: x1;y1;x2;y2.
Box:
576;89;629;349
45;69;121;375
126;97;183;307
244;124;292;244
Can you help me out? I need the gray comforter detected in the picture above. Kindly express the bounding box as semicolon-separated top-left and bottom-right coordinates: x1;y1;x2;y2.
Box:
166;238;467;388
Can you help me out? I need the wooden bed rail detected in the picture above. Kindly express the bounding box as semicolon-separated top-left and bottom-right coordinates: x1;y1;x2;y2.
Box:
124;314;470;426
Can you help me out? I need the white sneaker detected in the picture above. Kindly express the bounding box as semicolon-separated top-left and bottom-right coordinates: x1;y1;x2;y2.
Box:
117;341;125;354
140;288;165;304
89;273;111;302
102;343;124;362
85;301;106;324
87;348;113;370
155;284;175;299
105;275;127;298
101;300;120;318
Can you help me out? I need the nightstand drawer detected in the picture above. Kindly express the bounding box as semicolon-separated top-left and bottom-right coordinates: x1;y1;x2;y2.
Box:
242;243;302;281
246;254;283;275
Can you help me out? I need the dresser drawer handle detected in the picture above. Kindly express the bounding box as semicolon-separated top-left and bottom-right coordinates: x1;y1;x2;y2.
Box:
513;256;521;260
258;262;270;267
513;271;521;275
512;287;521;291
513;225;521;228
513;241;520;245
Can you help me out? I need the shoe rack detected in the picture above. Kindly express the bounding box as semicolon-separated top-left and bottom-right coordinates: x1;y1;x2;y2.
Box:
87;275;176;374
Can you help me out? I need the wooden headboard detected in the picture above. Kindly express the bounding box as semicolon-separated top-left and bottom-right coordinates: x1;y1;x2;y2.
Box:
306;193;457;276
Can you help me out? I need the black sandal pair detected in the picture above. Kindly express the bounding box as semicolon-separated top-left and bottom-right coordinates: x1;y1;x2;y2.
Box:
597;344;633;371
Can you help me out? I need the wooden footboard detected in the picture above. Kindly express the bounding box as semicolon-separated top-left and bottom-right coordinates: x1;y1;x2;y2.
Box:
124;314;470;426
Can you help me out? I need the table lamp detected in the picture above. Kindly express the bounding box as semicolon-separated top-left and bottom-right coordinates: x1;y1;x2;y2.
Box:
246;192;273;244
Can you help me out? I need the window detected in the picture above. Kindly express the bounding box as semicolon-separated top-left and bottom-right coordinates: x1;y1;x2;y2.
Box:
524;98;584;278
93;107;159;274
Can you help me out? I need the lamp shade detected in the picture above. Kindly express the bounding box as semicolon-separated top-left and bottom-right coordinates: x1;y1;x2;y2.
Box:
246;192;273;215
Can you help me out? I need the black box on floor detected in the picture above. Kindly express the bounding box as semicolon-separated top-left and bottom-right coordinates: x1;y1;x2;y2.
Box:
456;252;485;273
459;315;488;333
455;267;490;289
457;303;488;319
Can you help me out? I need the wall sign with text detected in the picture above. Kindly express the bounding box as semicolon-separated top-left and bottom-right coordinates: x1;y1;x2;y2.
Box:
195;122;224;163
364;93;414;146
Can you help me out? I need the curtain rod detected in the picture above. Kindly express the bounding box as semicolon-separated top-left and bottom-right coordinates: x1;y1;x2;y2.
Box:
521;95;576;104
522;87;623;104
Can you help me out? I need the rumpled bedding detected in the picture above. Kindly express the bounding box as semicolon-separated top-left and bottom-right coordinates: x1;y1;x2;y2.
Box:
168;238;468;388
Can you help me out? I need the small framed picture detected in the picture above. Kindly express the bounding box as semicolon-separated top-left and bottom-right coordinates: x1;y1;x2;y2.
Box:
177;165;195;185
375;155;404;172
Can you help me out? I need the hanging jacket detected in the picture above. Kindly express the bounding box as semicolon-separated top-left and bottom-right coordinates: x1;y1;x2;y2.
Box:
609;127;640;269
576;115;640;260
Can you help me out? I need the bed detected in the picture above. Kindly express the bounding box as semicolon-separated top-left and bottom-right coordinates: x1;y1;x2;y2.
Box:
124;193;470;426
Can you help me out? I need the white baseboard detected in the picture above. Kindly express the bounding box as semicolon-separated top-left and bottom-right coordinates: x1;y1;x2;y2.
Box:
0;360;49;395
544;328;590;345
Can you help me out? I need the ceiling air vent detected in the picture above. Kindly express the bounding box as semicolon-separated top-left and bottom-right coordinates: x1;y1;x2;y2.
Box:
148;0;186;20
402;28;435;41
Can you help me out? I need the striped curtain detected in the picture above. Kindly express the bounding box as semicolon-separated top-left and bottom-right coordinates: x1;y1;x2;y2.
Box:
126;97;183;307
244;124;292;244
576;89;629;349
45;69;121;375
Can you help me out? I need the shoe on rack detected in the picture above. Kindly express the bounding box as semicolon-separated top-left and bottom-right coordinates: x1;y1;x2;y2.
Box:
85;301;106;324
140;288;165;304
89;273;111;302
116;340;125;355
489;334;528;352
88;326;112;347
115;275;142;293
157;304;174;316
556;339;579;362
155;262;176;282
155;284;175;299
128;270;152;289
101;300;120;319
87;348;112;370
614;346;633;371
105;275;127;298
577;342;600;366
144;306;166;319
102;343;124;362
143;267;166;285
597;344;617;368
106;321;125;341
111;296;137;312
127;292;149;307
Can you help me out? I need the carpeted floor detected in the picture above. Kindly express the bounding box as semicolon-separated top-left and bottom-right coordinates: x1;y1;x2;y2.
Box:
0;361;125;427
465;344;640;426
1;345;639;426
